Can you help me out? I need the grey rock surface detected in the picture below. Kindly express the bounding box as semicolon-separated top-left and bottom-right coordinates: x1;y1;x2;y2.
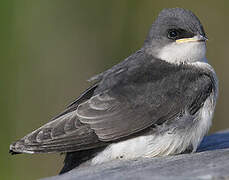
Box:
43;130;229;180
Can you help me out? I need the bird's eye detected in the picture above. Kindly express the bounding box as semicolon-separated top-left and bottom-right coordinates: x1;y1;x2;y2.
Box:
167;29;179;40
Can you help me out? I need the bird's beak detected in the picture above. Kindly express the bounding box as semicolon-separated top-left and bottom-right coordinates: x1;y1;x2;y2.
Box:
176;35;208;44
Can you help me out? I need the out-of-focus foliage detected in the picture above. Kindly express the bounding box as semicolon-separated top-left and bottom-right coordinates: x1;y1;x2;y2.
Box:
1;1;229;179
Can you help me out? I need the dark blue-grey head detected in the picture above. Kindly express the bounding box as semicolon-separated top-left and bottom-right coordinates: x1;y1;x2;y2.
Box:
144;8;207;64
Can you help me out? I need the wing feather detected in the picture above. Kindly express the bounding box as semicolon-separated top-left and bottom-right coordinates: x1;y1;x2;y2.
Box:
10;54;215;155
10;84;106;154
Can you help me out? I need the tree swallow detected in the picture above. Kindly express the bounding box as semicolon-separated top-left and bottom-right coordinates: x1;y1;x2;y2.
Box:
10;8;218;174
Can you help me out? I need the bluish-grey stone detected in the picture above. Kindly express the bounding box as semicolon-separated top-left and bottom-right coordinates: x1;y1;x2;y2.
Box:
43;130;229;180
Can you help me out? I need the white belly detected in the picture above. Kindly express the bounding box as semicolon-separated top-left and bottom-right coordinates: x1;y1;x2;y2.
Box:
90;94;216;165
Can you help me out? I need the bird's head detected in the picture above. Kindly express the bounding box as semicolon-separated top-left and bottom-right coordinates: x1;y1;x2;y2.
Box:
144;8;207;64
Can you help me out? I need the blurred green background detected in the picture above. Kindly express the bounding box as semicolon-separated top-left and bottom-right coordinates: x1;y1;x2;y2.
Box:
1;0;229;179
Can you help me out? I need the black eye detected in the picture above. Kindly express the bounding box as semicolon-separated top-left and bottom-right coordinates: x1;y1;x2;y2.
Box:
167;29;179;40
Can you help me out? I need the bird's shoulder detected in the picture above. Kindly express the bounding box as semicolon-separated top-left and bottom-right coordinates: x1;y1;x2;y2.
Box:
93;51;214;96
89;49;148;82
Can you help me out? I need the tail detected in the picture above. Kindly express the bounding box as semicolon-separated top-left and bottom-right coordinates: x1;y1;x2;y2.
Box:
59;147;105;174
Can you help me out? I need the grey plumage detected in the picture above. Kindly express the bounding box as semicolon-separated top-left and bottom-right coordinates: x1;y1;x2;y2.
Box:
9;8;218;174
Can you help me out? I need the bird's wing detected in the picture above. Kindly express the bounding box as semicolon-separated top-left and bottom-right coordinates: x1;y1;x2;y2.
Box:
9;84;106;154
10;57;214;154
77;60;214;141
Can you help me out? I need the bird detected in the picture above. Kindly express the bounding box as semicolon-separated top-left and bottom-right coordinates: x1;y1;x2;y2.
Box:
10;8;218;174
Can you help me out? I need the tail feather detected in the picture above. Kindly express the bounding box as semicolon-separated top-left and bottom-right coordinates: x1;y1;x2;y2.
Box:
59;147;106;174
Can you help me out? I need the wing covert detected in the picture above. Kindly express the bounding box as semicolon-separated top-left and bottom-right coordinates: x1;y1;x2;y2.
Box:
77;61;215;142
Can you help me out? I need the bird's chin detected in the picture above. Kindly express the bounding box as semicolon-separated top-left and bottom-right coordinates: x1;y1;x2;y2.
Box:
156;41;206;64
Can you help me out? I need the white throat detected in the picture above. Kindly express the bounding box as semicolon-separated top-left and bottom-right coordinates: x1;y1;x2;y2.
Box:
156;40;206;64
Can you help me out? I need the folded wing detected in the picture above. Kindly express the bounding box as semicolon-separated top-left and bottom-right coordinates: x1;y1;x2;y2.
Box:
10;56;215;154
